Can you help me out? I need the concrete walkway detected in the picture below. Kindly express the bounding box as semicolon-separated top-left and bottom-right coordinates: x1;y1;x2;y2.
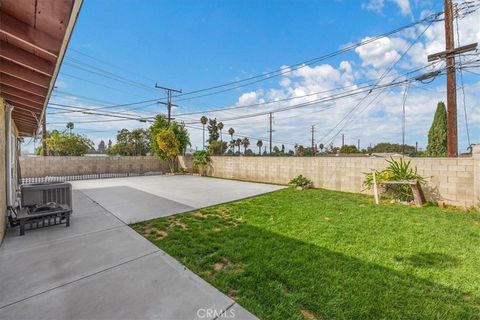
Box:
0;176;282;319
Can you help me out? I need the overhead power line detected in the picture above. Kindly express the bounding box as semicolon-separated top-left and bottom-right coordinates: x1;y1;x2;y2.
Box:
320;14;436;145
56;10;445;116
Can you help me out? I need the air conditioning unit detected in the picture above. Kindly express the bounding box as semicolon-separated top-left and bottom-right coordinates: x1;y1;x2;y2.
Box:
21;182;72;209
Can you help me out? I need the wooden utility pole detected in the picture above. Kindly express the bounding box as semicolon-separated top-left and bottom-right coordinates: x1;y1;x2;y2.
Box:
269;112;274;154
154;84;182;124
444;0;457;157
427;0;477;157
341;133;345;147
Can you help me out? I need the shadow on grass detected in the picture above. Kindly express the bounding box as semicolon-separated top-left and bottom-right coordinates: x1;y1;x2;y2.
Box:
394;252;460;269
137;219;480;320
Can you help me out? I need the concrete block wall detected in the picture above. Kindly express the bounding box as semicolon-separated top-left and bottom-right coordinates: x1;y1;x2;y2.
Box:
209;155;477;208
20;156;170;178
473;145;480;207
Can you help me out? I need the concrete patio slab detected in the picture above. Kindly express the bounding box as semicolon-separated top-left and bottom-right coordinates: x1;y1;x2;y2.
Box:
0;177;266;319
1;206;123;256
80;186;195;224
72;175;283;222
0;253;234;320
0;226;157;308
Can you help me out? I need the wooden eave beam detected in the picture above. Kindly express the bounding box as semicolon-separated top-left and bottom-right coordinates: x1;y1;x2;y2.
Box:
6;99;43;113
2;92;44;110
0;40;54;76
0;74;48;98
0;11;61;59
0;59;51;88
0;84;45;104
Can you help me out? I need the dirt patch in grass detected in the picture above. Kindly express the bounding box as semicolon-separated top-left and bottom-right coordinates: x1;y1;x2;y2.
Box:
300;309;321;320
155;230;168;240
192;211;211;218
228;288;238;300
171;219;188;230
213;258;230;271
141;222;155;237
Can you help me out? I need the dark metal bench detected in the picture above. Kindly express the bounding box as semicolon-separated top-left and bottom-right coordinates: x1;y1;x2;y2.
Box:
15;204;71;236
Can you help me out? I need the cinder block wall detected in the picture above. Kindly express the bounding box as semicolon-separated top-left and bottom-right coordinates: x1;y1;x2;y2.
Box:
20;156;170;178
473;146;480;207
0;100;6;242
209;155;477;208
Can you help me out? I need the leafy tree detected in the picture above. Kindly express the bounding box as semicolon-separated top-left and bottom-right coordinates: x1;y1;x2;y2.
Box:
427;102;447;157
208;140;227;155
218;122;224;145
97;140;106;154
156;127;180;173
256;140;263;155
340;144;360;154
228;127;235;152
367;142;416;155
241;137;250;154
43;130;93;156
235;138;242;153
207;118;220;144
296;145;305;156
150;115;190;157
108;129;150;156
200;116;208;149
228;140;236;154
245;149;254;156
66;122;74;134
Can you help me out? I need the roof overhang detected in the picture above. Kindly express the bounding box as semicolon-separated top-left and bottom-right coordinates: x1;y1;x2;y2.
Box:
0;0;83;136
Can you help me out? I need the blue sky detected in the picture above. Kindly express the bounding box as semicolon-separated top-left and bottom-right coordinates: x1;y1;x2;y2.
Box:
38;0;480;153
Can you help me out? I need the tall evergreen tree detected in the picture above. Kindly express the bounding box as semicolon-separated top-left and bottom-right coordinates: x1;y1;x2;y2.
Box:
207;118;219;143
427;102;448;157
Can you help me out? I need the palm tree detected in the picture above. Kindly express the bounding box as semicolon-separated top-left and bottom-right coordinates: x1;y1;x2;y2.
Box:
200;116;208;150
218;122;224;153
256;140;263;155
241;137;250;154
228;127;235;152
66;122;74;134
235;138;242;153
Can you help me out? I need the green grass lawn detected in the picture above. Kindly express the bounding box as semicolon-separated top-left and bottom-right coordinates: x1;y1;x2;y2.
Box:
132;188;480;320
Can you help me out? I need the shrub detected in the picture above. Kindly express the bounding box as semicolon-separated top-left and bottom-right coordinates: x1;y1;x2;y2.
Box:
289;175;313;189
192;150;211;175
364;157;426;201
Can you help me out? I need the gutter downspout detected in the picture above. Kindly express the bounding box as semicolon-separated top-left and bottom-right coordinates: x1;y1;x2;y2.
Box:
5;103;13;207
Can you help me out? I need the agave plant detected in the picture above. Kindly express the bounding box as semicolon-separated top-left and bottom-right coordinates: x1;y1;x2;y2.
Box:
364;157;425;201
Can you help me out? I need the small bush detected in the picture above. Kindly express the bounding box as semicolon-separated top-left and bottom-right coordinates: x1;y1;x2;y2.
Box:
289;175;313;189
192;150;211;175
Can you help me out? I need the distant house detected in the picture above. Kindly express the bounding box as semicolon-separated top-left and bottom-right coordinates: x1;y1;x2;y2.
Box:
0;0;82;241
370;153;405;158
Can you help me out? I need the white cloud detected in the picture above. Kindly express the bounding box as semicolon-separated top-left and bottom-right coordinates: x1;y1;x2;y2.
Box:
362;0;412;16
355;37;401;69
